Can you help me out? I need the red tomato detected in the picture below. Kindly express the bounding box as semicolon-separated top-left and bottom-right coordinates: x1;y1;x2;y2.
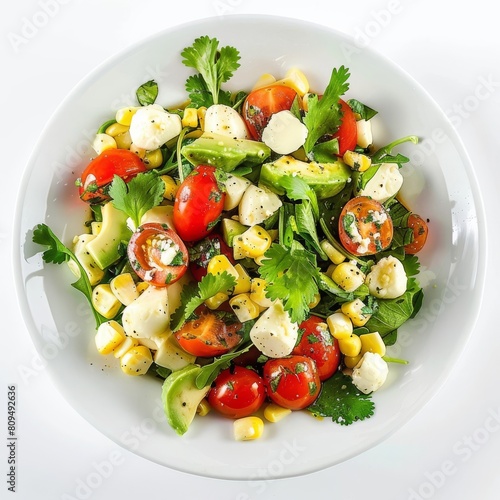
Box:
263;356;320;410
333;99;358;156
77;149;146;203
173;165;225;242
242;85;298;140
208;366;266;418
127;222;189;286
293;316;340;381
174;313;242;357
189;233;235;282
338;196;393;256
404;213;429;254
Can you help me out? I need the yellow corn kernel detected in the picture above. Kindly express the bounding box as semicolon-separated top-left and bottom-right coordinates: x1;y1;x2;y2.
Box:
253;254;270;266
95;320;126;355
326;263;337;278
272;67;309;96
92;133;117;155
120;345;153;376
229;293;261;322
116;106;139;126
205;292;230;310
105;122;129;137
233;225;272;260
308;293;321;309
264;403;292;423
360;331;386;357
110;273;139;306
343;353;363;369
113;336;140;358
136;281;150;295
197;107;207;130
320;240;346;265
207;255;239;282
302;93;313;112
338;335;362;357
114;130;132;150
233;263;251;294
327;312;353;340
250;278;274;308
144;149;163;169
91;221;102;235
130;143;146;159
161;175;180;201
331;262;366;292
341;298;371;327
196;399;211;417
182;107;199;128
343;151;372;172
233;416;264;441
252;73;277;90
92;284;121;319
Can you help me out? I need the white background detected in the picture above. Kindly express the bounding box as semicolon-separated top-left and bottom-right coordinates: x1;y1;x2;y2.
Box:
2;1;499;499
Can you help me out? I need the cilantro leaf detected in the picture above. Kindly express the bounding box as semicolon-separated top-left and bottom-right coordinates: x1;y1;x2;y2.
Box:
303;66;350;154
346;99;378;121
295;201;328;260
32;224;106;328
308;371;375;425
279;175;320;220
108;172;164;228
181;35;240;106
136;80;158;106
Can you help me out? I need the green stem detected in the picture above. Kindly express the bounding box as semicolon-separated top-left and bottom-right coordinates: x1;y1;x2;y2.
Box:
382;356;409;365
371;135;419;163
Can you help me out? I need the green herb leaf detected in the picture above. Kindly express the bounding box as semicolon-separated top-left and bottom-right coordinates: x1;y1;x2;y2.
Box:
32;224;106;328
371;135;419;164
308;371;375;425
295;201;328;260
136;80;158;106
279;175;320;220
346;99;378;120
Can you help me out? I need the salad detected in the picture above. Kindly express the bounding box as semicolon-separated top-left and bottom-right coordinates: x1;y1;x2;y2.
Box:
33;35;428;440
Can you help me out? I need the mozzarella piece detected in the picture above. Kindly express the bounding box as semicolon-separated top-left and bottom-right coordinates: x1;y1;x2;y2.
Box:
154;332;196;371
239;184;282;226
356;119;373;148
261;110;308;155
122;285;169;339
203;104;249;139
224;173;251;211
140;205;174;227
249;301;299;358
352;352;389;394
358;163;403;203
366;255;407;299
129;104;182;150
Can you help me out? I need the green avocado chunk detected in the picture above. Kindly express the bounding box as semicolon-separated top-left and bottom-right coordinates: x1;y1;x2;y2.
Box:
161;364;210;436
259;155;352;200
181;132;271;172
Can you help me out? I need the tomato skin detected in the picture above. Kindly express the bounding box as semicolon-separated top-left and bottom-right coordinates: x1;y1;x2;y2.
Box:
404;214;429;254
263;356;321;410
333;99;358;156
189;233;235;282
78;149;146;203
293;316;340;381
338;196;393;256
175;313;242;357
173;165;225;242
208;366;266;418
127;223;189;286
242;85;298;140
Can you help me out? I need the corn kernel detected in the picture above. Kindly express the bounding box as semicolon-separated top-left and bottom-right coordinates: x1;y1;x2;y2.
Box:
92;133;117;155
92;284;121;319
105;122;129;137
197;107;207;130
233;225;272;260
338;335;362;357
343;353;363;369
205;292;230;310
327;312;353;340
130;143;146;159
196;399;211;417
308;293;321;309
341;298;371;327
114;130;132;150
229;293;261;322
360;331;386;356
207;255;239;284
91;221;102;235
95;320;126;355
182;107;199;128
250;278;274;308
331;262;366;292
110;273;139;306
116;106;139;126
161;175;180;201
136;281;150;294
233;416;264;441
252;73;277;90
120;345;153;376
320;240;346;265
113;336;140;358
272;67;309;96
144;149;163;169
343;151;372;172
233;264;251;294
326;263;337;278
264;403;292;423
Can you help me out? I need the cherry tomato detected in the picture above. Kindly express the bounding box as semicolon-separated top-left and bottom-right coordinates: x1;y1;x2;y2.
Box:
127;222;189;286
293;316;340;381
263;356;321;410
77;149;146;203
208;366;266;418
174;313;242;357
338;196;393;256
332;99;358;156
242;85;298;140
173;165;225;242
404;213;429;254
189;233;235;282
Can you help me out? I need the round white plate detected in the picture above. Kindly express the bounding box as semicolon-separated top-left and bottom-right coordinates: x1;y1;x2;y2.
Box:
14;15;485;479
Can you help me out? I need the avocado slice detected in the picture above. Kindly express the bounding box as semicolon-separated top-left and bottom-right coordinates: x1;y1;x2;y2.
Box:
161;364;210;436
221;218;246;247
181;132;271;172
86;202;132;270
259;155;352;200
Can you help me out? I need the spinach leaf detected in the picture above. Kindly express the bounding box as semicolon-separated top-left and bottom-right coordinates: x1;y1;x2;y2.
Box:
136;80;158;106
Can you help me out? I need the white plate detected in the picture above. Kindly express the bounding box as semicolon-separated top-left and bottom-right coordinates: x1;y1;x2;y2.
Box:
14;15;485;479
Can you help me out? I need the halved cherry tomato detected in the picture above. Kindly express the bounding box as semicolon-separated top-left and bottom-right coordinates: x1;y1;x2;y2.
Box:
189;233;235;282
173;165;225;242
242;85;298;140
404;213;429;254
208;366;266;418
338;196;393;256
77;149;146;203
127;222;189;286
293;316;340;381
174;312;242;357
263;356;320;410
332;99;358;156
